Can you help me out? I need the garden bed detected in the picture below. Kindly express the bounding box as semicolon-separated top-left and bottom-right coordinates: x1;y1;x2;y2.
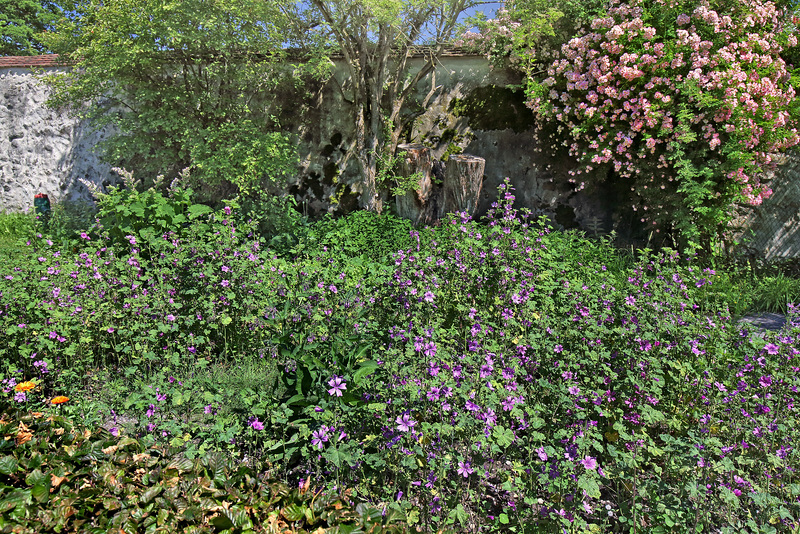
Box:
1;185;799;533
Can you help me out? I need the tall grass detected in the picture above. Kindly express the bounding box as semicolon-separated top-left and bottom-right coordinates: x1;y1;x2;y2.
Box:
0;211;35;249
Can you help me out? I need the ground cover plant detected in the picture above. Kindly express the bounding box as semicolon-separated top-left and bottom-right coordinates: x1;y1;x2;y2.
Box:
0;182;799;533
0;393;410;533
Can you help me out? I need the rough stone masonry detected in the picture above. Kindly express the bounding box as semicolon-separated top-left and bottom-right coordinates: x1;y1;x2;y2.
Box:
1;56;115;213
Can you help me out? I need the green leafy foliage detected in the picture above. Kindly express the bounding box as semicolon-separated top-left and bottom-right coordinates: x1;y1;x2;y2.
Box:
41;0;305;202
0;0;60;55
459;0;606;67
92;174;208;250
43;199;98;249
186;119;299;200
296;210;415;261
0;395;415;533
1;181;799;532
0;212;35;250
239;190;308;256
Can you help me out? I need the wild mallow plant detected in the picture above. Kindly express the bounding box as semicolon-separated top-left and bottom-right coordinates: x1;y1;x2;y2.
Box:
0;181;798;532
279;184;800;532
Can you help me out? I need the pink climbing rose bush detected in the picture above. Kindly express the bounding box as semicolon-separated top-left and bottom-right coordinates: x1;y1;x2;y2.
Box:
523;0;800;243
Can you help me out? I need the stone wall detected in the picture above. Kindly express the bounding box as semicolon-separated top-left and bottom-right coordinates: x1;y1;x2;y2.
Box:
730;153;800;260
0;54;599;228
0;65;115;212
1;54;799;257
289;54;590;220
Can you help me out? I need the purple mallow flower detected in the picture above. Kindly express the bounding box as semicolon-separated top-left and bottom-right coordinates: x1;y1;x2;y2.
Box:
396;413;416;432
581;456;598;470
457;461;474;478
327;376;347;397
250;418;264;431
311;428;329;449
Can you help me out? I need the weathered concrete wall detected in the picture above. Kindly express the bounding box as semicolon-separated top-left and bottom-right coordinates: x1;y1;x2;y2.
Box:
0;67;115;212
730;153;800;260
0;56;629;232
293;55;596;224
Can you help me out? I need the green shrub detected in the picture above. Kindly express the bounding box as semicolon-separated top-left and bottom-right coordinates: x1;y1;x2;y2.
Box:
296;210;416;261
44;199;98;248
1;180;798;533
238;190;308;256
92;171;215;251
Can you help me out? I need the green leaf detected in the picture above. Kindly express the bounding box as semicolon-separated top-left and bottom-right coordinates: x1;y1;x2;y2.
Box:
31;483;50;503
323;447;353;468
203;453;227;483
188;204;213;219
25;469;48;487
492;425;515;448
139;485;163;504
0;456;18;476
446;503;468;525
167;457;194;472
2;488;31;509
282;503;305;522
577;474;601;499
225;506;253;529
211;513;234;530
353;360;379;385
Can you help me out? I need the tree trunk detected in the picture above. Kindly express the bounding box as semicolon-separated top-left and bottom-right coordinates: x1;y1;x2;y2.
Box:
355;98;383;213
395;143;440;226
443;154;485;218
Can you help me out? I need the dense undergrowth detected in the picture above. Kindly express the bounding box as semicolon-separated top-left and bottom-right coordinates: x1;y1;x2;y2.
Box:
1;183;799;533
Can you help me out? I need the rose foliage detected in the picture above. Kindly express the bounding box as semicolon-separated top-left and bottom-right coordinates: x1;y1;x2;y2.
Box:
476;0;800;247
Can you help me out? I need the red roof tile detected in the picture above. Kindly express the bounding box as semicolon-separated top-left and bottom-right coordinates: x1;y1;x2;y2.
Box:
0;47;479;71
0;55;66;69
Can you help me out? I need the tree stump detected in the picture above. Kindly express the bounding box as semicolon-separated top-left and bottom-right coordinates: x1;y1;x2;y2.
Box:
395;143;438;226
443;154;485;217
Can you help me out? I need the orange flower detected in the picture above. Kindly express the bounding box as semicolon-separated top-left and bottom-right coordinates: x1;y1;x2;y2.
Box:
14;381;35;393
50;396;69;405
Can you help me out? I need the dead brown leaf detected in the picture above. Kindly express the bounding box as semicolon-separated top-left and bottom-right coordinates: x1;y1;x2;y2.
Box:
16;422;32;445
